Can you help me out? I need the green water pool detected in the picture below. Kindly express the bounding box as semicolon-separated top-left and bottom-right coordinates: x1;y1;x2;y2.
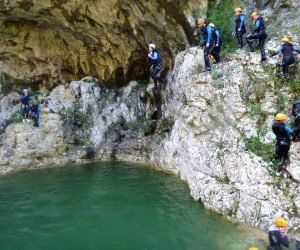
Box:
0;162;267;250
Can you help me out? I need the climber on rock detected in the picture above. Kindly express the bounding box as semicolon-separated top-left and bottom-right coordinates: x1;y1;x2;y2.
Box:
209;23;222;64
233;8;246;51
246;12;267;61
198;18;213;71
20;89;32;122
268;218;289;250
270;37;300;81
272;113;296;173
31;99;41;127
292;99;300;139
147;43;165;90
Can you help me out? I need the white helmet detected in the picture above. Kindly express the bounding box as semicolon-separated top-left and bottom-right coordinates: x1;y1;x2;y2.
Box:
149;43;156;49
209;23;215;28
23;89;28;93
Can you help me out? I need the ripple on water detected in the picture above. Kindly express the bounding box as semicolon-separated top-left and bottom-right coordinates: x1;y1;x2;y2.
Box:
0;162;268;250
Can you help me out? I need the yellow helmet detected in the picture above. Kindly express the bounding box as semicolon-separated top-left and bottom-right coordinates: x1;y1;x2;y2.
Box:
275;113;286;121
248;247;259;250
251;12;258;17
275;217;287;227
281;37;290;43
235;7;242;12
198;18;206;25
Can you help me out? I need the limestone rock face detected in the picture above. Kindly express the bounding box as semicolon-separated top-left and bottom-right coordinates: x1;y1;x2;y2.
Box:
149;48;300;230
0;114;68;173
0;0;207;87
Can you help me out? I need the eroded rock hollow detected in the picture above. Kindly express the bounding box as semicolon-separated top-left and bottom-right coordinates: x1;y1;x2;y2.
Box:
0;0;206;88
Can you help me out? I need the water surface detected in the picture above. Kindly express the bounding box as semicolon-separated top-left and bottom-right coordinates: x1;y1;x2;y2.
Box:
0;162;267;250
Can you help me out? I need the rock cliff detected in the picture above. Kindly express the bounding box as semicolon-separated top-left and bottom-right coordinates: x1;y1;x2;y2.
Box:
1;0;300;233
1;47;300;231
0;0;206;87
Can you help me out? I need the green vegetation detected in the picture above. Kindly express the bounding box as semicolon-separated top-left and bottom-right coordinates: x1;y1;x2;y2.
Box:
207;0;241;54
8;111;23;124
276;94;286;112
248;103;262;117
216;104;225;113
0;73;13;95
60;102;92;128
244;136;273;162
211;69;223;80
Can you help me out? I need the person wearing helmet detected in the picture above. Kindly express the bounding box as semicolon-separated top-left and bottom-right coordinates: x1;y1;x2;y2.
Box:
30;99;41;127
270;37;300;80
234;8;246;50
292;99;300;140
19;89;32;122
209;23;222;64
147;43;165;90
268;218;289;250
198;18;213;71
246;12;267;61
272;113;296;172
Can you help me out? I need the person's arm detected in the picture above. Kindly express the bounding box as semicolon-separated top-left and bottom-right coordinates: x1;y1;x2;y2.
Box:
293;45;300;54
239;15;245;29
280;234;289;247
270;46;283;57
284;125;296;141
216;30;220;45
206;26;212;44
148;51;158;60
20;95;26;101
253;20;260;32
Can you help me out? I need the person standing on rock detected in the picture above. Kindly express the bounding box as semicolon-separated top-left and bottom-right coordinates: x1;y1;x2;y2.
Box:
209;23;222;64
272;113;296;173
292;99;300;140
233;8;246;51
198;18;213;71
270;37;300;81
246;12;267;61
20;89;32;122
31;99;41;127
147;43;165;90
268;218;289;250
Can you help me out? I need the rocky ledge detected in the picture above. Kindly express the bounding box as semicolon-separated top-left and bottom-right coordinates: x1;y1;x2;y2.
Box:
0;48;300;232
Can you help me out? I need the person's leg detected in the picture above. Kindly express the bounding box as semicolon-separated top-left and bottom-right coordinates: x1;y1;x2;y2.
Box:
216;46;221;63
150;66;159;89
24;105;29;120
237;31;244;48
34;114;39;127
259;37;266;61
204;47;211;70
21;105;26;121
246;34;258;52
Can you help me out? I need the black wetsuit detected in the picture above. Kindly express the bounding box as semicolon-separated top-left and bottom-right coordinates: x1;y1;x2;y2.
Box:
148;49;164;89
211;27;222;63
235;14;246;48
200;24;213;70
268;226;289;250
247;16;267;60
292;100;300;139
272;121;296;169
20;94;32;119
270;42;300;79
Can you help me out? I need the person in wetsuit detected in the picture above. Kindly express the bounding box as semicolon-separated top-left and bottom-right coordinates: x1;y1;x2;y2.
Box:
270;37;300;80
198;18;213;71
246;12;267;61
30;100;41;127
148;43;165;90
20;89;32;122
272;113;296;173
233;8;246;50
268;218;289;250
209;23;222;64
